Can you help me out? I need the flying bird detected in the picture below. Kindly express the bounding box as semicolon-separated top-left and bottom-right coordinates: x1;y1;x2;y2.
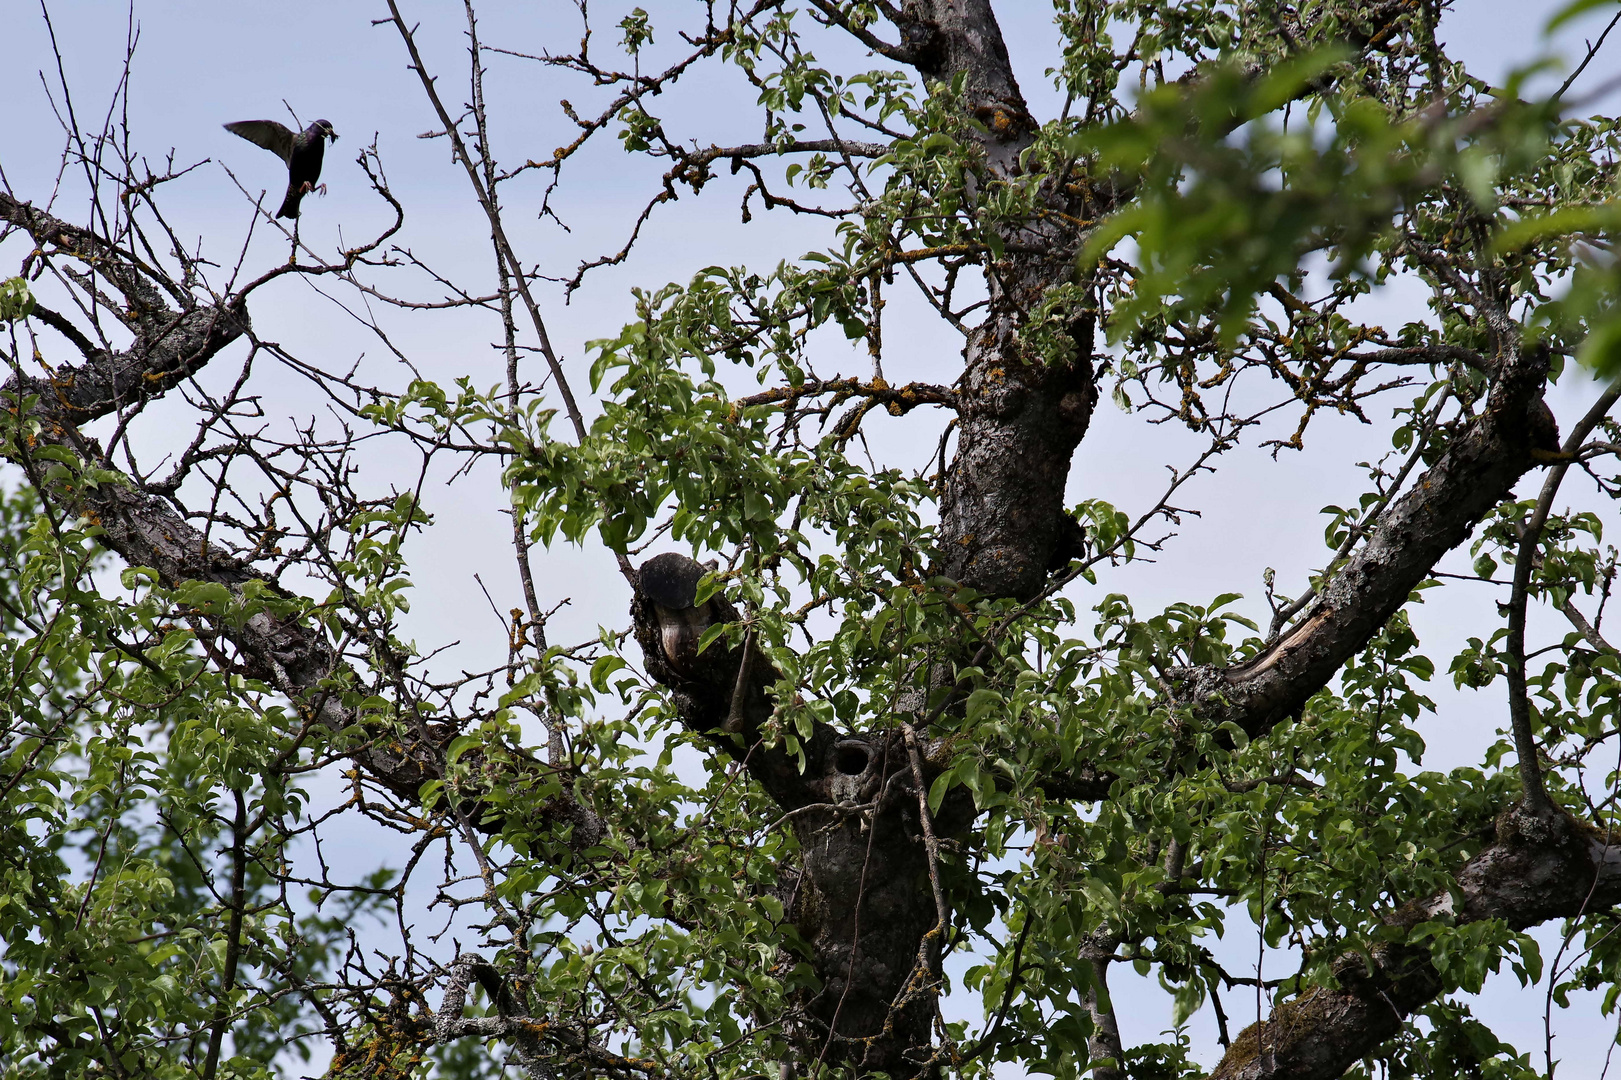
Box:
223;119;338;219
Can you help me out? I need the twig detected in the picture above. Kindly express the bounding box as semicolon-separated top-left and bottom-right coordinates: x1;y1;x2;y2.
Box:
1505;383;1621;811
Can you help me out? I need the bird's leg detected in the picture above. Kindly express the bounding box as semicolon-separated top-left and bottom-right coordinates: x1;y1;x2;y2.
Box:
315;183;329;198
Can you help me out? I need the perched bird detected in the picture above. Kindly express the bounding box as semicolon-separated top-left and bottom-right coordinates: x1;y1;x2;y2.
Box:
223;119;338;219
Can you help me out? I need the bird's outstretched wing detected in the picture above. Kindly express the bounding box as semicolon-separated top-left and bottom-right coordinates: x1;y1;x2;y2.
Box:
224;120;295;163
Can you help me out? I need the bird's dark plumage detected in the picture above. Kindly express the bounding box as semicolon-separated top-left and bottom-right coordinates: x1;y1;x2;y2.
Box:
639;552;705;611
637;553;719;676
224;119;338;219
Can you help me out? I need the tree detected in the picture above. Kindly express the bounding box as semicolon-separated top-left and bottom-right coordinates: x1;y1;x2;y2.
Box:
5;0;1621;1077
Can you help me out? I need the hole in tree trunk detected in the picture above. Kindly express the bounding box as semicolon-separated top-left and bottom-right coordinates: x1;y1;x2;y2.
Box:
834;742;870;775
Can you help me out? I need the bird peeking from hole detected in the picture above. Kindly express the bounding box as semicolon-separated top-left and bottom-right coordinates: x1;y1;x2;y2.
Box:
638;552;722;677
224;119;339;219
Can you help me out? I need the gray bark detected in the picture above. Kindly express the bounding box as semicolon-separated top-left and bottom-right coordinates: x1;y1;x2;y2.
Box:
1176;344;1559;740
0;192;605;847
630;560;940;1074
1212;804;1621;1079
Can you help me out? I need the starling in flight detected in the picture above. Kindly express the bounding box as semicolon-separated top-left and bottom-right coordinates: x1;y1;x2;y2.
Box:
224;119;339;219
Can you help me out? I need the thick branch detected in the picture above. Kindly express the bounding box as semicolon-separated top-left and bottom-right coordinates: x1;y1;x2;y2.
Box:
1;198;602;846
628;553;939;1074
1175;344;1559;738
1;193;251;418
1031;347;1559;804
1209;804;1621;1080
685;138;888;165
882;0;1036;170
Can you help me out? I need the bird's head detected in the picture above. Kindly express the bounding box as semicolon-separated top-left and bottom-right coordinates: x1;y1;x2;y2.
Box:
314;120;338;143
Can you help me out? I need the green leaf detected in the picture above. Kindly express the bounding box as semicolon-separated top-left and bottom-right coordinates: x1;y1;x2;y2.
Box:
591;655;629;693
0;276;34;323
446;735;480;764
965;688;1003;724
1547;0;1621;34
1582;314;1621;379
